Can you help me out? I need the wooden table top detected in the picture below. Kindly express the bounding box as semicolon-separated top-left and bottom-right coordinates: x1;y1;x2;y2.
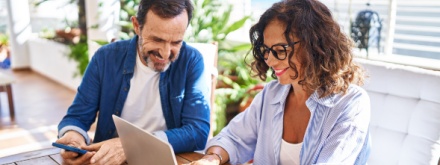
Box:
0;147;208;165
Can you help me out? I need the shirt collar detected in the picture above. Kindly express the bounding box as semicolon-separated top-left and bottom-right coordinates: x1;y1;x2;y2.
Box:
123;35;138;74
269;83;291;105
306;90;336;109
269;82;336;108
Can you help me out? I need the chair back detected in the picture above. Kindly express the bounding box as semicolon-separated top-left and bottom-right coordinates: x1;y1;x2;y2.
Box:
356;59;440;165
187;42;218;137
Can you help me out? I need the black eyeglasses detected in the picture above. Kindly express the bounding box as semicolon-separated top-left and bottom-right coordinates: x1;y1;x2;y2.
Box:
257;41;300;60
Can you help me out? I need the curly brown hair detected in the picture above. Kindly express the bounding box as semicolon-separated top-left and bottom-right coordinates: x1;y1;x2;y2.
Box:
249;0;364;98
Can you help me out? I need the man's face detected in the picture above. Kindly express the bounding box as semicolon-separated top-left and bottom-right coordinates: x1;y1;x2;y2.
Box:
132;10;188;72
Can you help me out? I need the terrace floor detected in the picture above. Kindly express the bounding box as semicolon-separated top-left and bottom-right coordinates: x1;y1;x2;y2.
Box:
0;69;76;158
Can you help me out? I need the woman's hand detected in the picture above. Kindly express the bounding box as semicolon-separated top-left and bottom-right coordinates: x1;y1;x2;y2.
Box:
184;154;221;165
81;138;126;165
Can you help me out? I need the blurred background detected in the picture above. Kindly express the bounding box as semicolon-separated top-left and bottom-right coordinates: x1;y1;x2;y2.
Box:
0;0;439;158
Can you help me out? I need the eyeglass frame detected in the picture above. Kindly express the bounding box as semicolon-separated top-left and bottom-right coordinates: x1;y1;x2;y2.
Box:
257;41;300;60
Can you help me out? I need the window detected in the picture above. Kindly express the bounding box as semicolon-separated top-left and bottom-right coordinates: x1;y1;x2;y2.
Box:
318;0;440;70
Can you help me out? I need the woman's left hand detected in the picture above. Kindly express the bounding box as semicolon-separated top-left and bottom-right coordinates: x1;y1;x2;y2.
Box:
184;159;219;165
183;155;220;165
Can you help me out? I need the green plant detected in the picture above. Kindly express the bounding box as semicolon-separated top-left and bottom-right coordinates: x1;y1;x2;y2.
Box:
38;28;56;39
217;52;261;104
185;0;270;135
0;33;8;48
34;0;89;77
118;0;140;40
185;0;251;52
213;51;268;133
68;35;89;77
0;33;10;62
91;0;139;40
214;49;274;133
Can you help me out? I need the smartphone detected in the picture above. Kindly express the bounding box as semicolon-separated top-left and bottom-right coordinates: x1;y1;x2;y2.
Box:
52;142;88;155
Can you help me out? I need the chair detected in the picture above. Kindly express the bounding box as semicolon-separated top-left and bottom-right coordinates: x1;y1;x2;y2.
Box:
187;42;218;138
0;72;15;120
356;58;440;165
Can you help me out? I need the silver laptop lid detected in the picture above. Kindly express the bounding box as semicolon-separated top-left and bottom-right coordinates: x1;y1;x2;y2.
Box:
112;115;177;165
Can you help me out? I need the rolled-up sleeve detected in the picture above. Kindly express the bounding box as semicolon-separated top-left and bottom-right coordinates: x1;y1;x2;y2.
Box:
206;90;266;164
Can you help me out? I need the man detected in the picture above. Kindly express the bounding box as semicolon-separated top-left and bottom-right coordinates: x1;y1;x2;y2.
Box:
55;0;210;164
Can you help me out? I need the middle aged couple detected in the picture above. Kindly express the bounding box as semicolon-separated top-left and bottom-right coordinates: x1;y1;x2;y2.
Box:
56;0;371;164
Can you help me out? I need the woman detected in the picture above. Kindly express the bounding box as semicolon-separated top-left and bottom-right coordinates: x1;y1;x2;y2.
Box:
190;0;370;164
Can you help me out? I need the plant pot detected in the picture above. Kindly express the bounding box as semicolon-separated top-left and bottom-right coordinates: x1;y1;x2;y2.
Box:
238;83;265;112
55;28;81;44
239;97;253;113
0;46;11;68
216;75;238;88
0;46;9;60
225;101;240;125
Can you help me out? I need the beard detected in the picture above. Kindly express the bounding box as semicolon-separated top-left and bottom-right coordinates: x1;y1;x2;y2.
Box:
137;37;178;72
141;50;177;72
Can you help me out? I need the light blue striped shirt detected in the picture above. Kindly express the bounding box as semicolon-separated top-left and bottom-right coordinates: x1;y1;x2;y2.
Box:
207;80;371;165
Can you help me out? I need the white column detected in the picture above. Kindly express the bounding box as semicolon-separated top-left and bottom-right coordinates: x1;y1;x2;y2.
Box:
385;0;397;55
85;0;120;59
5;0;32;69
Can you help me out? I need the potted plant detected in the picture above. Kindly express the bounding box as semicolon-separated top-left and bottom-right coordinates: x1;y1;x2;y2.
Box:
185;0;270;135
0;33;11;68
215;49;272;127
35;0;88;77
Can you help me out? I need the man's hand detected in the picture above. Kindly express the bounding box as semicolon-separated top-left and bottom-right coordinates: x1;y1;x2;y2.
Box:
82;138;126;165
57;131;95;165
184;155;220;165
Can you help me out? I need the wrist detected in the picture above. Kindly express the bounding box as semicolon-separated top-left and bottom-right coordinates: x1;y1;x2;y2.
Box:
64;131;85;143
205;152;222;164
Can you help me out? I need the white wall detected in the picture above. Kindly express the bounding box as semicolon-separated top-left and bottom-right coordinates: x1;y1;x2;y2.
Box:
86;0;120;60
28;37;81;91
6;0;32;69
3;0;119;91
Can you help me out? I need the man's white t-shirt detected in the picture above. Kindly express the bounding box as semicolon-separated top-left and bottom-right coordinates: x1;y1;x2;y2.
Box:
120;53;167;138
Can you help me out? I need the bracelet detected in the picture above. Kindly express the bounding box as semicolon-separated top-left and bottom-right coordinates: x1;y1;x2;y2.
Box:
205;152;223;163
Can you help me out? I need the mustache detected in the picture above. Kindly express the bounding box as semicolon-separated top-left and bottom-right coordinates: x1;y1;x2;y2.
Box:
147;51;176;61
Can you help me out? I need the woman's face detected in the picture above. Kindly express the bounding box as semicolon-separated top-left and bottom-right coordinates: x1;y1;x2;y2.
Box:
262;19;301;85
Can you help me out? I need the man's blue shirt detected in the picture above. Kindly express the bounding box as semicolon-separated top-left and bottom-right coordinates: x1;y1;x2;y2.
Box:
58;36;210;153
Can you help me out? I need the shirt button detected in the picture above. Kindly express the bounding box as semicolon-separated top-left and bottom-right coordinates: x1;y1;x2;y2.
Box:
124;87;128;91
108;131;112;135
115;112;119;115
123;70;127;74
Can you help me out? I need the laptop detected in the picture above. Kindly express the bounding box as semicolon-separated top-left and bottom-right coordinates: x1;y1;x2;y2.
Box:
112;115;178;165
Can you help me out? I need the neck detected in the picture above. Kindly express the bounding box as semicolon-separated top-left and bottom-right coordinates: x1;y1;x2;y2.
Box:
289;83;312;104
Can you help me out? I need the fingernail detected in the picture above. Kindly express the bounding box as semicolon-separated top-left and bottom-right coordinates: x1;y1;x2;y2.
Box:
91;159;95;163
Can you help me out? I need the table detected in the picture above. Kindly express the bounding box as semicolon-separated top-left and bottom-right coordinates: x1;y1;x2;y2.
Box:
0;147;209;165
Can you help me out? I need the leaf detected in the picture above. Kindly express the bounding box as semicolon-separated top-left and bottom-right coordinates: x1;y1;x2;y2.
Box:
34;0;51;6
90;24;99;29
93;40;109;46
222;16;251;35
67;38;89;77
229;43;252;52
201;0;211;8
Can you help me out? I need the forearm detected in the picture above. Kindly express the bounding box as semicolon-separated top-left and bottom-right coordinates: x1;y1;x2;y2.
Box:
166;121;209;152
174;93;210;151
